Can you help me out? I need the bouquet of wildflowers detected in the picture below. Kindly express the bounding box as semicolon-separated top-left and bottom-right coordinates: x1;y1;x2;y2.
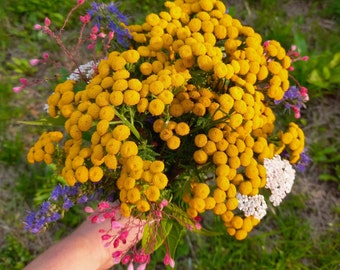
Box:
20;0;310;268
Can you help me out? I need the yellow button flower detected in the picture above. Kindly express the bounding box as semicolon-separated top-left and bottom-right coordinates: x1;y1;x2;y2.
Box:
120;141;138;158
148;98;165;116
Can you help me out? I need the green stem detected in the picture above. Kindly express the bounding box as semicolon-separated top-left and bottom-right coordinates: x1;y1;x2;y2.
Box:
114;108;141;141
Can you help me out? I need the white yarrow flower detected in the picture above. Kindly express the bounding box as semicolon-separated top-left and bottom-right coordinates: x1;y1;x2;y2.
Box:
67;60;97;81
264;154;296;206
236;193;267;220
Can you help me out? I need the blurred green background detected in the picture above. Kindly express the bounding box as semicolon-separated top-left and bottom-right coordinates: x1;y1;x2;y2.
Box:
0;0;339;269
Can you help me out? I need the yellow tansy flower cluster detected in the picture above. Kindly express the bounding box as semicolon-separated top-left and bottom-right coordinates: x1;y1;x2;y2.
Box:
27;131;63;164
27;0;307;242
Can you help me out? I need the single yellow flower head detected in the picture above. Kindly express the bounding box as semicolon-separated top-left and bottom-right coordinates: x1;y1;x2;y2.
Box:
120;202;131;217
120;141;138;158
152;172;168;189
194;134;208;148
235;229;248;240
166;135;181;150
112;125;130;141
75;165;89;183
121;49;140;64
174;122;190;136
148;98;165;116
193;149;208;165
213;188;227;203
213;202;227;215
189;197;206;213
127;187;141;204
104;154;118;169
89;166;104;182
136;199;150;212
126;155;144;172
212;151;228;165
149;160;165;174
216;176;230;191
193;183;210;199
145;185;161;202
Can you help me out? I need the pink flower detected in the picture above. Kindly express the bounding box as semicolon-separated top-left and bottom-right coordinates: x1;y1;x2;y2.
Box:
118;230;129;244
78;0;85;5
19;78;28;85
89;33;97;41
293;106;301;119
88;43;96;50
111;220;124;229
43;52;49;60
12;85;24;93
263;40;270;48
80;14;90;24
30;59;41;66
112;251;123;263
91;25;99;34
84;206;94;213
108;31;114;43
98;201;110;211
122;255;132;265
101;234;112;241
98;32;106;39
44;17;51;27
34;24;42;30
164;253;175;268
160;199;168;208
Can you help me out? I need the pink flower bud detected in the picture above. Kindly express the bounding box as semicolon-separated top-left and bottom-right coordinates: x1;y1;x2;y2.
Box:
111;221;124;229
263;40;270;48
91;25;99;34
44;17;51;27
34;24;42;30
43;52;49;60
13;85;24;93
291;45;297;51
88;43;95;50
98;32;106;38
84;206;94;213
293;106;301;119
90;33;97;41
98;201;110;210
29;59;41;66
108;31;114;40
164;253;175;268
160;199;168;208
121;255;132;265
302;56;309;61
80;13;90;23
78;0;85;5
19;78;28;85
101;234;112;241
112;251;122;258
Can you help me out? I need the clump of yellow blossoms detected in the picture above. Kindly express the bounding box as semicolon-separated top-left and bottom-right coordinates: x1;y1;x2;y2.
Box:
27;0;307;245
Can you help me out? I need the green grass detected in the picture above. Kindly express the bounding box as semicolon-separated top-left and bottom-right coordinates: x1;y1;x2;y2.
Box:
1;0;340;269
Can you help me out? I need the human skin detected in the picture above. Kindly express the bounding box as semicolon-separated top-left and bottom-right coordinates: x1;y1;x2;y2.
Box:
24;215;145;270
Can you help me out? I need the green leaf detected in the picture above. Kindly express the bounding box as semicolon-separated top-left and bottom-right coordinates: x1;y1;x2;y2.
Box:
142;219;173;253
293;32;308;56
166;203;222;236
166;221;184;258
17;116;65;127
